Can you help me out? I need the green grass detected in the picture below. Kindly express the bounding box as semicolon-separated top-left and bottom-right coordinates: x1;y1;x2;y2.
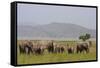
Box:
17;40;96;65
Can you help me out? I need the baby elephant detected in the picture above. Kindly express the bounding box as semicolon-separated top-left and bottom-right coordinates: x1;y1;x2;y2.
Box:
67;47;74;54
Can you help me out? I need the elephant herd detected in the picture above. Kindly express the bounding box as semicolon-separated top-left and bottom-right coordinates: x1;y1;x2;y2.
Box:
18;40;92;55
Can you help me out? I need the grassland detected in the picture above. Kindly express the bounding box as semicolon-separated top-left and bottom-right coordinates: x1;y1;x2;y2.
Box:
17;40;96;65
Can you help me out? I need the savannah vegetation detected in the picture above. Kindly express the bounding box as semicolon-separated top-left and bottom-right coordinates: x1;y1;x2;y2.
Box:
17;37;96;65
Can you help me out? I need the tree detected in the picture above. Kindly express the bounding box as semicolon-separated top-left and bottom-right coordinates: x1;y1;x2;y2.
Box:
85;33;91;40
79;33;91;41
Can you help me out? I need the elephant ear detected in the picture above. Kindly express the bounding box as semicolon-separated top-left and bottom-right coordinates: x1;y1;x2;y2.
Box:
83;42;88;46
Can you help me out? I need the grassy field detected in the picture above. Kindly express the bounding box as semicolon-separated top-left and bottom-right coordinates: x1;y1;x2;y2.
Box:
17;40;96;65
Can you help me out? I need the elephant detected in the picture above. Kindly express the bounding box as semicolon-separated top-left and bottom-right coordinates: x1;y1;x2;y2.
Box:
76;42;89;53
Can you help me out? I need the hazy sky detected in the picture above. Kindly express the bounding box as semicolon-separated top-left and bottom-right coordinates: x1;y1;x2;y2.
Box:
17;3;96;30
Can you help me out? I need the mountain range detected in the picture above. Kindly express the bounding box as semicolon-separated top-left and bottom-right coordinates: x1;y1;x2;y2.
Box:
18;23;96;40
